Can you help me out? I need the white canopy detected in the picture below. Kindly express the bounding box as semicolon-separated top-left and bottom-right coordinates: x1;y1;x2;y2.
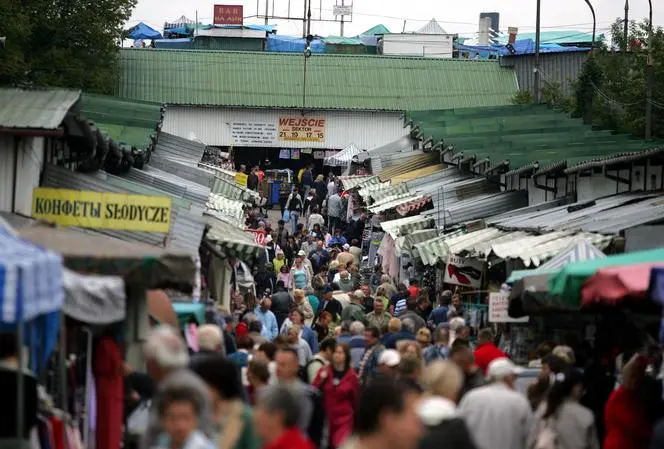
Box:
324;144;366;167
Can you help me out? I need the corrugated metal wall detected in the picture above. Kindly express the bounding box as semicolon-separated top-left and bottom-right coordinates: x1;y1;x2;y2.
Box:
162;107;408;150
501;52;588;96
0;136;44;215
0;136;15;213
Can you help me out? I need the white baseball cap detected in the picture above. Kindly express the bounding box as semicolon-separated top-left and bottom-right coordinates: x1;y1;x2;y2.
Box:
297;250;306;256
353;289;365;300
487;358;523;380
378;349;401;367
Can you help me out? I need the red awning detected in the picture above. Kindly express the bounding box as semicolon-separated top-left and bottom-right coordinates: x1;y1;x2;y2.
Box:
581;262;664;307
396;196;432;216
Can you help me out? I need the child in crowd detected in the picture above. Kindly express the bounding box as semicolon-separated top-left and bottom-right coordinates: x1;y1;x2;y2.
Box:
154;385;215;449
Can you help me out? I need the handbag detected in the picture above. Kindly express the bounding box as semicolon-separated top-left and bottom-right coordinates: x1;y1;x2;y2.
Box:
126;400;151;436
283;210;291;221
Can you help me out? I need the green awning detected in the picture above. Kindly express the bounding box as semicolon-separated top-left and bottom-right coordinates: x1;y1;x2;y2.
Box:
548;248;664;306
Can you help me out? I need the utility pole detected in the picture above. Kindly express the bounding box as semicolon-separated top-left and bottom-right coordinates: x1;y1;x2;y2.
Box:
264;0;268;25
646;0;653;140
583;0;596;50
534;0;541;103
623;0;629;52
340;0;345;37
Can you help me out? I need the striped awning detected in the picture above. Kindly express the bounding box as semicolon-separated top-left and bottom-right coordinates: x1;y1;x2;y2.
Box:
358;182;392;199
211;175;259;204
206;194;245;224
377;152;439;182
0;224;65;324
205;213;263;260
380;216;435;237
339;175;380;191
371;183;410;203
198;163;236;182
415;228;510;266
324;144;362;167
396;196;433;216
369;193;425;214
402;229;439;257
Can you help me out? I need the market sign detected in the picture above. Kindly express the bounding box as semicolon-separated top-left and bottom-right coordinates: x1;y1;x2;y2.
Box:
230;121;277;146
213;4;243;25
279;116;326;143
443;255;484;288
32;187;172;233
488;292;529;323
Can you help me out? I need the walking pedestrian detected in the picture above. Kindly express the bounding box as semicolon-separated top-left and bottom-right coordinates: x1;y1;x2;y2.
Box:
449;339;484;400
358;326;385;386
285;188;304;235
473;328;507;376
254;385;315;449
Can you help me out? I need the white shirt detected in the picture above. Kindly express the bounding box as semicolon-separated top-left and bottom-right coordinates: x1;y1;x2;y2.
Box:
327;181;337;197
459;382;534;449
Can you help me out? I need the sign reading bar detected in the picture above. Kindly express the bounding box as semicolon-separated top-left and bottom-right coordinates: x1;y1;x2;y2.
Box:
279;116;326;143
488;292;529;323
213;4;243;25
32;187;172;233
230;122;277;146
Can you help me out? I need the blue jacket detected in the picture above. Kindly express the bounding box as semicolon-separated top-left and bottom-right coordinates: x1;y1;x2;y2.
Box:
382;331;416;349
229;350;250;369
254;306;279;341
302;325;319;354
428;305;450;327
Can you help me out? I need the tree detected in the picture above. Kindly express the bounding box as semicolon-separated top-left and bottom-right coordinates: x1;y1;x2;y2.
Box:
0;0;135;93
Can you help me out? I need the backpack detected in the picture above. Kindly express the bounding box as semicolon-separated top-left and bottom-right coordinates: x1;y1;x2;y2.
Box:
534;418;559;449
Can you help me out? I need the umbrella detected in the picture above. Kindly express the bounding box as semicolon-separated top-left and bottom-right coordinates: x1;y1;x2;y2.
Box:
549;247;664;308
126;22;163;40
581;262;664;308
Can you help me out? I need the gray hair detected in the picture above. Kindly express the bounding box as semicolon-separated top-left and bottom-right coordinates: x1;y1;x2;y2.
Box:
198;324;223;352
350;321;365;336
340;320;352;333
257;384;302;428
401;318;415;334
144;325;189;370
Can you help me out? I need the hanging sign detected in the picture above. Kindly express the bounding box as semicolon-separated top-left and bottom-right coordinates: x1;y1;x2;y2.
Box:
279;116;326;143
213;4;244;25
443;255;484;288
32;187;172;233
230;122;277;146
245;229;266;246
488;292;529;323
235;172;248;187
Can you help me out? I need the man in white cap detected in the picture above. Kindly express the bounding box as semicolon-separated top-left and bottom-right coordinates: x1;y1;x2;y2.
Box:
458;358;533;449
377;349;401;379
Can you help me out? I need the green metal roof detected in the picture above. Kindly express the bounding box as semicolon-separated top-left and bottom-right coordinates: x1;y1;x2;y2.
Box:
0;88;81;130
118;49;518;110
361;24;390;35
407;104;661;171
79;94;162;149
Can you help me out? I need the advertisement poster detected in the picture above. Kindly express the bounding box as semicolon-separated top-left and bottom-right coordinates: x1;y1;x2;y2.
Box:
278;116;326;143
32;187;172;233
488;292;529;323
230;122;277;146
443;255;485;288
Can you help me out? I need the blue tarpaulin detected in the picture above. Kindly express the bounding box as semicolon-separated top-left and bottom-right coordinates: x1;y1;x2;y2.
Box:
127;22;163;40
456;39;590;58
266;35;326;53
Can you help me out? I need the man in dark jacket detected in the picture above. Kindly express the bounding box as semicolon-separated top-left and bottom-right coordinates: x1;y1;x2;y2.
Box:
271;281;292;330
399;298;427;333
247;167;259;191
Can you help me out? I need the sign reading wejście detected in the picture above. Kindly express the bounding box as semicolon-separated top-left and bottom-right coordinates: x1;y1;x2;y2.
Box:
279;116;326;143
488;292;529;323
32;187;172;233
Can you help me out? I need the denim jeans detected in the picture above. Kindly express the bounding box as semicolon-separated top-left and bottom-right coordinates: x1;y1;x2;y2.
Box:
290;211;300;234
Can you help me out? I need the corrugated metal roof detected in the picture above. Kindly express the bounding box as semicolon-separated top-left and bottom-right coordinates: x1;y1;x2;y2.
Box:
415;228;505;266
401;229;439;257
122;166;210;205
155;132;207;160
564;147;664;174
425;190;528;228
369;193;425;213
79;93;162;149
371;183;410;203
405;168;471;192
198;163;236;182
390;164;447;184
485;197;573;225
211;176;260;204
149;155;214;188
358;182;392;199
0;88;81;130
119;49;518;110
339;175;379;191
206;194;246;223
378;152;439;182
379;216;435;237
205;212;262;259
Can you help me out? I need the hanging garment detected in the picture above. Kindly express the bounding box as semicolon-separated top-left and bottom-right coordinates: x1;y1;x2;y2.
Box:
94;337;124;449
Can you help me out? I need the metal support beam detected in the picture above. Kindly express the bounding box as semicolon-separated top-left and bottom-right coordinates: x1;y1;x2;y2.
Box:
534;0;541;102
645;0;653;140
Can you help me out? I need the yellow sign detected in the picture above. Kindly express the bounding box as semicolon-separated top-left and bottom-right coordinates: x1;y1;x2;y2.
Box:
235;172;248;187
279;116;326;142
32;188;172;233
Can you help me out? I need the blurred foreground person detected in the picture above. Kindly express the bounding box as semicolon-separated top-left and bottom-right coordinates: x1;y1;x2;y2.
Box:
459;358;533;449
341;379;423;449
189;354;259;449
449;340;484;400
254;385;315;449
528;368;599;449
143;326;212;449
418;361;477;449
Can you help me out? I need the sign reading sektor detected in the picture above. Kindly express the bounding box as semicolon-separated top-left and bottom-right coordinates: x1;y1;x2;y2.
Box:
32;187;172;233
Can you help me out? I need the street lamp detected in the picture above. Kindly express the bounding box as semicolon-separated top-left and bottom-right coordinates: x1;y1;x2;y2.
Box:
583;0;596;49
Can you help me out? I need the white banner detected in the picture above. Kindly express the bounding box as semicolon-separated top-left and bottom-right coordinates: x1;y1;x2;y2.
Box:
230;122;277;146
488;292;529;323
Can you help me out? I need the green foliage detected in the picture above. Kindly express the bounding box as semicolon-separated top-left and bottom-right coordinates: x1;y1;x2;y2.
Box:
0;0;136;93
541;80;574;113
511;89;534;105
576;18;664;139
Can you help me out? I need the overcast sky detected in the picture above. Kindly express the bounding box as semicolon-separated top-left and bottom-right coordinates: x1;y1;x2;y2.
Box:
129;0;661;39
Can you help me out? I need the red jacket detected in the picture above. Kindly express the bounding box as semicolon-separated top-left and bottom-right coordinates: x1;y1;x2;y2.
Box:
313;366;359;448
263;427;314;449
474;342;507;375
604;385;652;449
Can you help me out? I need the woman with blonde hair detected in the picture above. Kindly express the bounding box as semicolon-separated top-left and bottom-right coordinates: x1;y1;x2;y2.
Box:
417;361;477;449
293;289;314;325
397;340;424;364
417;328;432;349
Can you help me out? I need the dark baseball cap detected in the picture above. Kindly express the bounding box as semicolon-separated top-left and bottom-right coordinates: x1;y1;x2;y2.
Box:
322;284;334;293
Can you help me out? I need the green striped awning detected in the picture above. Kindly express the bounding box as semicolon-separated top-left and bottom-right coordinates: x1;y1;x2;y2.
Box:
371;183;410;203
402;229;439;258
199;163;236;182
340;175;380;191
413;228;513;266
369;193;422;213
211;176;259;204
206;194;245;224
358;182;392;199
205;212;263;260
380;216;435;237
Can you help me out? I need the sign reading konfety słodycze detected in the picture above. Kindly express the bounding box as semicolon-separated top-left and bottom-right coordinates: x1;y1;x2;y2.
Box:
488;292;529;323
279;116;326;143
443;255;485;288
32;187;172;233
213;4;243;25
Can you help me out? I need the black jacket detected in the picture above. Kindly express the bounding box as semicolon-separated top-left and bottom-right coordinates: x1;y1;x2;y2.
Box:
418;397;477;449
271;290;292;329
247;172;259;190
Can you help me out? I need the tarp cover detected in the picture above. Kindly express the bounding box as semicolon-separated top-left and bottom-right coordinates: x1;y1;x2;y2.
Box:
62;269;126;324
581;262;664;308
127;22;163;40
